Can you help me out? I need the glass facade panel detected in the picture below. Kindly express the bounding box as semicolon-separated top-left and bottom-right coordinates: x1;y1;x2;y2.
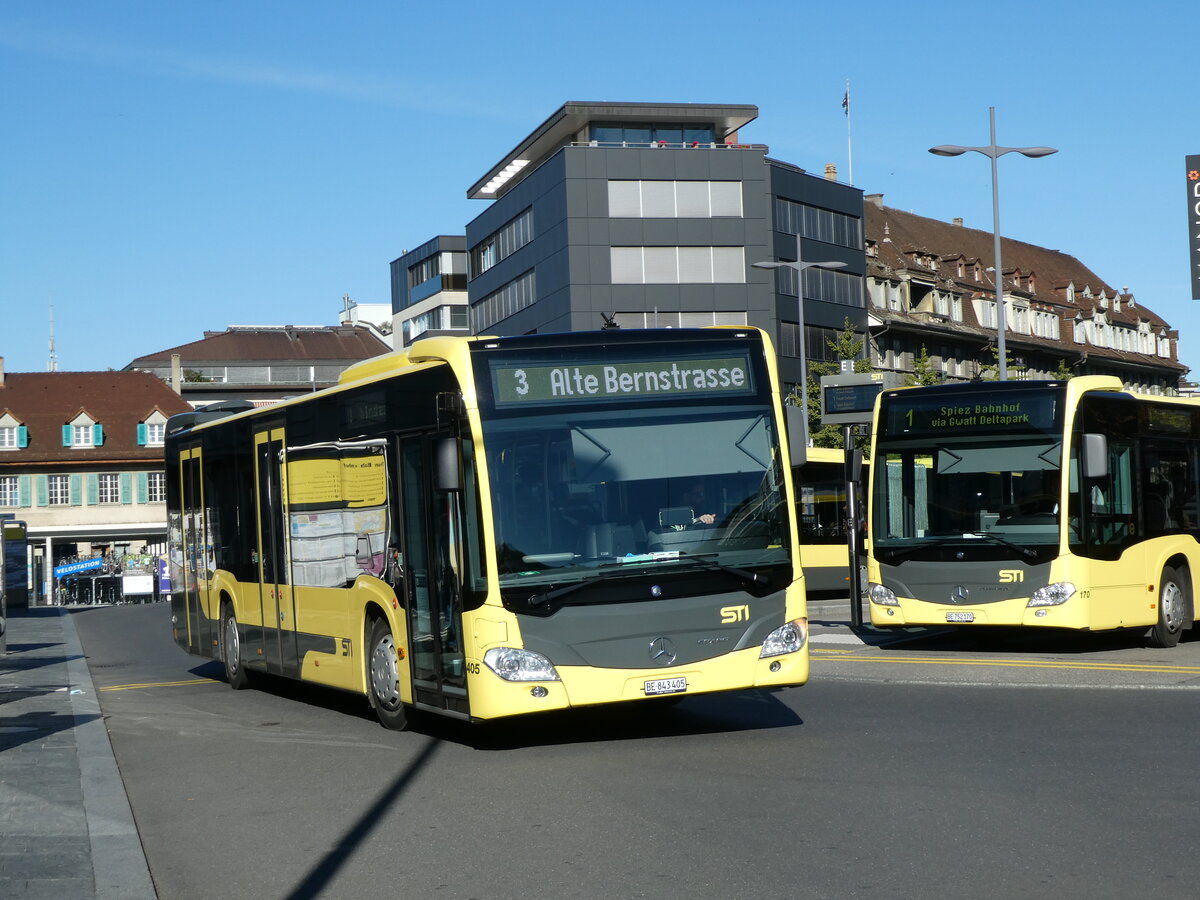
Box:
709;181;742;217
678;247;713;283
641;181;676;217
608;181;641;217
644;247;678;283
712;247;745;283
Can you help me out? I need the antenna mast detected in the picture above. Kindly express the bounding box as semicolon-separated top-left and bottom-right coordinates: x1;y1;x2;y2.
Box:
48;301;58;372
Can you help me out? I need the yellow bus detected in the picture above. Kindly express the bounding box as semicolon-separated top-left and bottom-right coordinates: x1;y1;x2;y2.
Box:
166;329;809;727
793;446;863;595
866;376;1198;646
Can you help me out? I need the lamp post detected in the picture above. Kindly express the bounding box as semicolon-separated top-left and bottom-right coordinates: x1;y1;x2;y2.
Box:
930;107;1056;381
753;233;847;434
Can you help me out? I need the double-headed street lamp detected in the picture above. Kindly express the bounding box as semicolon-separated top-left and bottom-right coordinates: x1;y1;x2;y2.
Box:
930;107;1057;381
753;234;846;436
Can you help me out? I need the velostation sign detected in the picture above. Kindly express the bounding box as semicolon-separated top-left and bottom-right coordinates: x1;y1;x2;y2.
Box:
1188;155;1200;301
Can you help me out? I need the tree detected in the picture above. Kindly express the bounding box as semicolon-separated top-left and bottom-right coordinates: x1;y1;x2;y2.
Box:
1053;357;1074;380
908;345;942;386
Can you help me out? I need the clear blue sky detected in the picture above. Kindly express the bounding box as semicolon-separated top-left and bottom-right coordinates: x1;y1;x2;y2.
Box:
2;1;1196;376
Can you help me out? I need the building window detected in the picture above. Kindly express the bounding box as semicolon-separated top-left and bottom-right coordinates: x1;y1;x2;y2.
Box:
612;311;747;329
472;270;537;331
608;181;743;218
0;475;17;506
0;425;22;449
403;304;471;342
73;424;94;447
407;254;440;289
48;474;69;505
148;471;166;503
590;123;716;146
470;208;533;278
98;473;120;504
773;266;864;308
773;197;863;251
610;246;745;284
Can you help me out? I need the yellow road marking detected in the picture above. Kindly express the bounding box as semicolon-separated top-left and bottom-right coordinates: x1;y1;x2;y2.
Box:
810;649;1200;676
100;678;221;692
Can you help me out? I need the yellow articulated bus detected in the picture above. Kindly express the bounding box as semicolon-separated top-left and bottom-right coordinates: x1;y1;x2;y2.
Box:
166;328;809;728
793;446;864;596
866;376;1199;646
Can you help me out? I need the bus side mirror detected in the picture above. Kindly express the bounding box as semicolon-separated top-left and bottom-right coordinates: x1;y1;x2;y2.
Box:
436;438;461;492
1082;433;1108;480
786;405;807;465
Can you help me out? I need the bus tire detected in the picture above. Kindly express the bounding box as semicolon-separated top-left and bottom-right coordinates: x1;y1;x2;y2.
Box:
221;602;251;689
1148;567;1186;649
367;617;408;730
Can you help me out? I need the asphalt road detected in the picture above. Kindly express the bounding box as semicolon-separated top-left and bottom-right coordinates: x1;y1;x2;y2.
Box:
74;604;1200;899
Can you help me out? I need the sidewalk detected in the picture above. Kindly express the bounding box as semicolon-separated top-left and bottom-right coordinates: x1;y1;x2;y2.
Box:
0;606;155;899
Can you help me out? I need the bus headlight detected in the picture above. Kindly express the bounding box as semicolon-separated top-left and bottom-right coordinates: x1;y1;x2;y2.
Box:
1027;582;1076;607
483;647;561;682
760;618;808;658
868;583;899;606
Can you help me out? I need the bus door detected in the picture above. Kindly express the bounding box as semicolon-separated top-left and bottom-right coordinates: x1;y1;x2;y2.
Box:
398;433;467;714
178;445;214;654
254;425;295;676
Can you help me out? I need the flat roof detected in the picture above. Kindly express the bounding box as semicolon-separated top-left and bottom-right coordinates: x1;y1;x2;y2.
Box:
467;101;758;200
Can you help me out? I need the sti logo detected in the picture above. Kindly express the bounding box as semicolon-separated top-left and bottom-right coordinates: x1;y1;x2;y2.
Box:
999;570;1025;584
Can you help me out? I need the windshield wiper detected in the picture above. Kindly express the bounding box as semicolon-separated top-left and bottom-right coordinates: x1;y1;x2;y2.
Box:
962;531;1039;561
659;552;766;589
877;539;941;564
526;553;767;607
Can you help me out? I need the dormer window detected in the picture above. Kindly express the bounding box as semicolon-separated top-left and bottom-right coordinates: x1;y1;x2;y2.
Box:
138;410;169;447
63;412;102;448
0;413;28;450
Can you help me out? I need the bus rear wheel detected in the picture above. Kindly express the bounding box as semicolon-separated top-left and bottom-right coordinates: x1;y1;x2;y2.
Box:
221;602;251;689
367;618;408;730
1148;567;1186;649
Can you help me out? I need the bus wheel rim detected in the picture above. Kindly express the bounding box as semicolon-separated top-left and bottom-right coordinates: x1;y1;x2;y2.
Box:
1162;582;1184;632
371;634;401;709
225;615;240;673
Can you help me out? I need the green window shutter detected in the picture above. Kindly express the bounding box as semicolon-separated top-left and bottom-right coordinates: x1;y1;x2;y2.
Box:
17;425;28;447
36;475;48;506
136;472;148;504
19;475;31;507
93;424;104;445
62;425;72;447
137;423;147;446
69;475;82;506
87;474;99;505
120;472;132;504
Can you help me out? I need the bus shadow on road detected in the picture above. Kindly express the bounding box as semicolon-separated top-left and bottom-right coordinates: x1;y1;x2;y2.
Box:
849;624;1200;655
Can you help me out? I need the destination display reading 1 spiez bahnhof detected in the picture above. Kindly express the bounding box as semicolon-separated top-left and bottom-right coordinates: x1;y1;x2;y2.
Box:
490;354;755;406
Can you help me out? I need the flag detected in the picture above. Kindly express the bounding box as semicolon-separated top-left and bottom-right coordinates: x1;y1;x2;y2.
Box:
842;90;849;115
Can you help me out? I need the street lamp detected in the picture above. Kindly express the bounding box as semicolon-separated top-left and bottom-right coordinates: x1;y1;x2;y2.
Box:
930;107;1056;381
753;233;846;437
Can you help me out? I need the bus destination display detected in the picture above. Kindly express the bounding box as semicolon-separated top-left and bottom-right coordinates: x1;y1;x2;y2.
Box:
491;354;755;407
884;389;1061;438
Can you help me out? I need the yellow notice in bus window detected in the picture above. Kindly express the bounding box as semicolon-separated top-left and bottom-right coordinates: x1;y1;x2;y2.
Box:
342;454;386;508
287;450;386;511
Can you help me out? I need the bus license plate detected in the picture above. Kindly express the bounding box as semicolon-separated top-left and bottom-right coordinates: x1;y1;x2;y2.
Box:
644;677;687;696
946;612;975;623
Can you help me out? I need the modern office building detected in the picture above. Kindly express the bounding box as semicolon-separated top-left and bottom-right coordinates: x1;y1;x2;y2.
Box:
391;102;867;395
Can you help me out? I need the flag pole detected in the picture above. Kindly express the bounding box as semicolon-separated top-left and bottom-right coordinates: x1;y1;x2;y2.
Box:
844;79;853;185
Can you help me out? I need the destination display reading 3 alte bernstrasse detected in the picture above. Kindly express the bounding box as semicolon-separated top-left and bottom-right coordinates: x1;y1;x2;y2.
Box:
490;354;755;406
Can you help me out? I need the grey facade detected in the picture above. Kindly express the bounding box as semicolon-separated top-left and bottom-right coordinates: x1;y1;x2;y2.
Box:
392;102;867;393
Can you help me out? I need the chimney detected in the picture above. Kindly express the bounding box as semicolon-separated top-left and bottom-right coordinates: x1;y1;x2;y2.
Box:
953;217;964;227
0;356;5;388
171;353;182;395
865;193;884;209
824;163;838;181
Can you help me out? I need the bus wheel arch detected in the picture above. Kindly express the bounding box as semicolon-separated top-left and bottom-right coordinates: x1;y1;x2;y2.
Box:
1148;562;1190;648
219;596;251;689
365;612;408;730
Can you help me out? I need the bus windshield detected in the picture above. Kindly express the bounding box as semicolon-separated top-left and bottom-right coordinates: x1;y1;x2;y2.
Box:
872;384;1066;563
481;402;790;590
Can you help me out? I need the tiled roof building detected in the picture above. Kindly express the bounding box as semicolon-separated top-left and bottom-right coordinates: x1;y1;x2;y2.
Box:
126;324;391;408
864;195;1184;392
0;364;191;601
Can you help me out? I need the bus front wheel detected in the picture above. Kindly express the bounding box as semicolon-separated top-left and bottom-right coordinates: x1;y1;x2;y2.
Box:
367;618;408;730
1148;567;1187;649
221;602;251;689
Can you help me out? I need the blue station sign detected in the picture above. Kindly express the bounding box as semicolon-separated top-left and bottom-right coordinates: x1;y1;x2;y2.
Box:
54;558;104;578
